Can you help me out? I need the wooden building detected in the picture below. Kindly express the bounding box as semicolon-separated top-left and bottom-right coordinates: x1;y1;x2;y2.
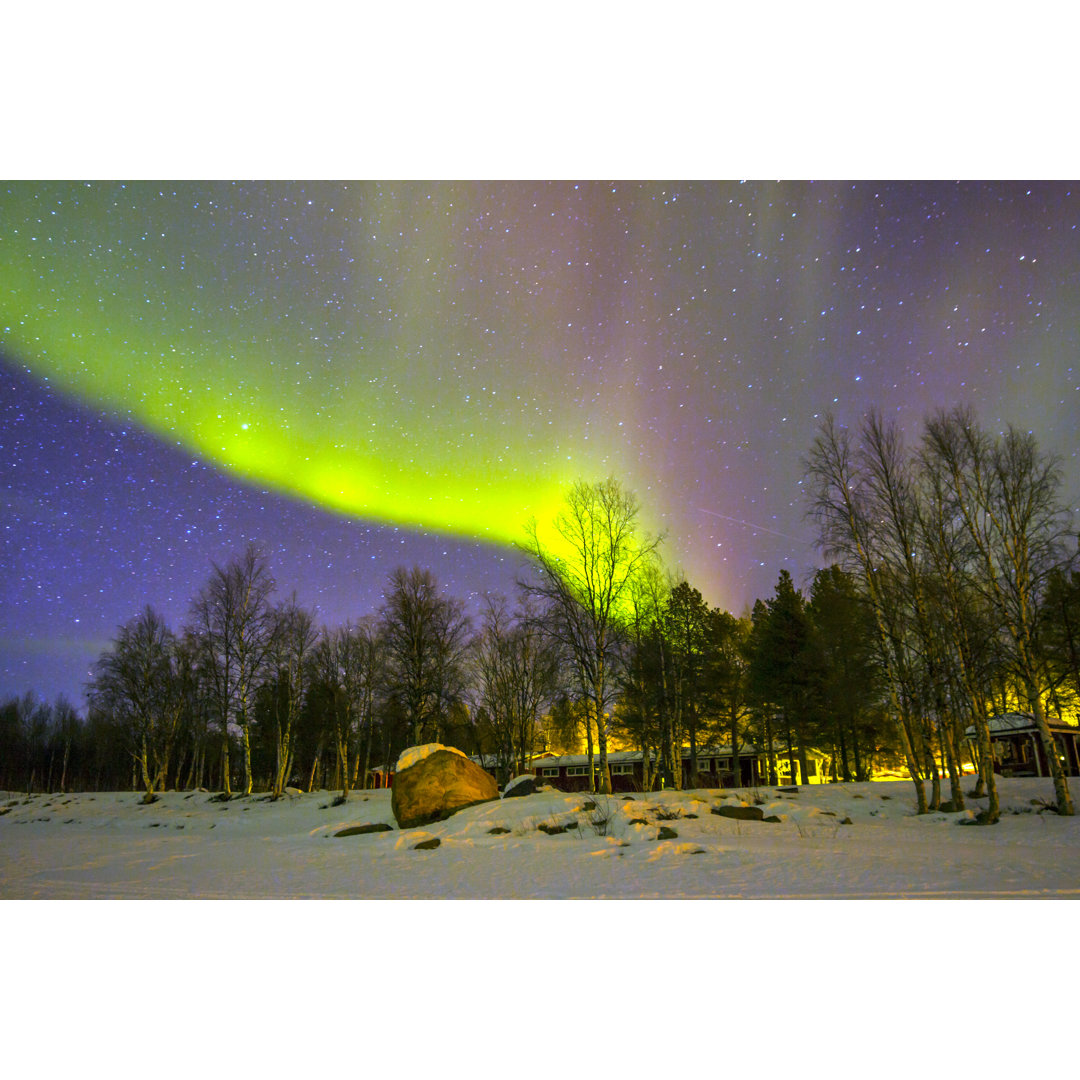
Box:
770;746;834;786
528;745;763;792
964;713;1080;778
368;766;394;788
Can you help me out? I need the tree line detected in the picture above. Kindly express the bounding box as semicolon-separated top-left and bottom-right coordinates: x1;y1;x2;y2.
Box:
3;405;1077;816
806;404;1080;818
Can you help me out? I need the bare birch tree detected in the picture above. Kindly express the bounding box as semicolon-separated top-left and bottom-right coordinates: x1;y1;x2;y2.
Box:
922;405;1075;815
519;477;663;794
266;598;319;797
472;593;561;780
805;413;929;813
380;566;471;747
917;432;1003;820
88;606;184;802
188;543;276;797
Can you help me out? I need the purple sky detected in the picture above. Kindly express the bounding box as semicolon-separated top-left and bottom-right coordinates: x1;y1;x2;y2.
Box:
3;181;1078;708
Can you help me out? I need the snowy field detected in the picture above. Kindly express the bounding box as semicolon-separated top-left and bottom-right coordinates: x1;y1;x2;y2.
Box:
5;777;1079;1078
3;776;1079;899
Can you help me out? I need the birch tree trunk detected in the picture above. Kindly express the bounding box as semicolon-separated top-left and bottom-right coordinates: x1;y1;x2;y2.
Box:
1031;689;1074;815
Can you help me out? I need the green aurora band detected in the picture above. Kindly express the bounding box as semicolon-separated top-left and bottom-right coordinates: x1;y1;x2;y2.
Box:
1;182;639;553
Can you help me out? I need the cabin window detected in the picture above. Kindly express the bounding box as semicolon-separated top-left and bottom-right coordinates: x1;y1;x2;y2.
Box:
567;765;593;776
697;759;712;771
541;767;560;777
611;763;635;775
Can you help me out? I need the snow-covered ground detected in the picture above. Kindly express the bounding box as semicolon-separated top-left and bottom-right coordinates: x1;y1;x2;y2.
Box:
5;777;1079;1078
3;777;1079;899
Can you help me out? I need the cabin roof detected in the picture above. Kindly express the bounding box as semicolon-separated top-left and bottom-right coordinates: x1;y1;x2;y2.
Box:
964;712;1080;737
530;746;758;768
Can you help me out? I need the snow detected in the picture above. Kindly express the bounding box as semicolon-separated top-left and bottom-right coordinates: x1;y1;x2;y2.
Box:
6;778;1080;1078
395;742;465;772
4;777;1080;899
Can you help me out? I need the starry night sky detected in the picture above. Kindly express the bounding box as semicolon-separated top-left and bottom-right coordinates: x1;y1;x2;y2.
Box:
3;180;1078;708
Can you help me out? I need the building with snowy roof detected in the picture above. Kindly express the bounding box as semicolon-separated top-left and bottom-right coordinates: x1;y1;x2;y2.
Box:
528;745;764;792
964;712;1080;778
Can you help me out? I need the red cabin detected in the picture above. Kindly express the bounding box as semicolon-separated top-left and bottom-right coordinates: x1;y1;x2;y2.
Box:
527;746;762;792
966;713;1080;778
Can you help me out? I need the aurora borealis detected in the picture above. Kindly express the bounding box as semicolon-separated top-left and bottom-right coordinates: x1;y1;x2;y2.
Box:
3;180;1079;706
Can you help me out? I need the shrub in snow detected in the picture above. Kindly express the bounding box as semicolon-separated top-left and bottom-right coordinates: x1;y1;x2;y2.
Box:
586;797;617;836
537;819;575;835
395;743;466;773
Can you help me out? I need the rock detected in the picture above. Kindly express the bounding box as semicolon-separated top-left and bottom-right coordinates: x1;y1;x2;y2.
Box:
502;774;539;798
333;823;393;837
840;817;853;825
396;743;466;772
537;820;574;835
487;826;511;835
657;826;678;840
711;803;765;821
777;785;799;793
390;748;499;829
413;837;441;850
762;815;783;823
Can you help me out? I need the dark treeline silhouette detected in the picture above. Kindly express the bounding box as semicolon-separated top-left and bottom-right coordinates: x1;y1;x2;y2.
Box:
4;407;1078;815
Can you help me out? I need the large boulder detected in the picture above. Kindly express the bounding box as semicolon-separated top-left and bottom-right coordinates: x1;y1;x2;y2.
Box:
391;747;499;829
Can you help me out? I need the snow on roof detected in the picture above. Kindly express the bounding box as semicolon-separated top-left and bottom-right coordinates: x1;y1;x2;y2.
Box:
989;713;1038;733
530;750;645;768
395;743;466;772
531;746;757;768
684;744;760;758
964;712;1080;737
